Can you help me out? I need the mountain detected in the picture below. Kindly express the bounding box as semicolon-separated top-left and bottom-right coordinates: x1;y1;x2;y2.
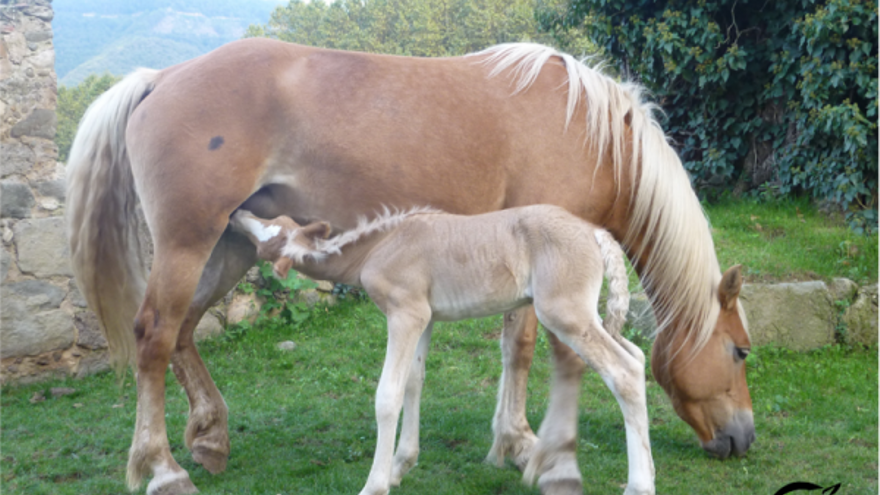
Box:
53;0;285;86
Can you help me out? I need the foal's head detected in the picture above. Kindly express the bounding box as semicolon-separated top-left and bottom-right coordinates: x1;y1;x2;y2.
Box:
271;220;331;278
652;265;755;458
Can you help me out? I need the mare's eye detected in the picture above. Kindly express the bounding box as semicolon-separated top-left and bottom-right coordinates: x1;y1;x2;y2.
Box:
734;347;750;361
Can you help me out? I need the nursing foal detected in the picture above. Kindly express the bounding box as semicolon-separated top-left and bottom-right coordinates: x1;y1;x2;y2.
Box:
230;204;653;495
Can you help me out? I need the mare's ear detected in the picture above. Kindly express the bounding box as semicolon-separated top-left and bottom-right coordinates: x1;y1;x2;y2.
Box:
718;264;743;310
298;222;332;244
273;257;294;280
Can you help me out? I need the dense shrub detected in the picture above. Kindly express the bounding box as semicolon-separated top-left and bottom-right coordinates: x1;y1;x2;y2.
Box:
542;0;877;232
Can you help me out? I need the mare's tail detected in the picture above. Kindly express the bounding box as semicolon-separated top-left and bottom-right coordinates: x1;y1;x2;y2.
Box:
66;68;160;371
595;229;630;338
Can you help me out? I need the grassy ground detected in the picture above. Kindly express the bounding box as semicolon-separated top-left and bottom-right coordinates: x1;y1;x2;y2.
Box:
704;197;877;284
1;298;876;494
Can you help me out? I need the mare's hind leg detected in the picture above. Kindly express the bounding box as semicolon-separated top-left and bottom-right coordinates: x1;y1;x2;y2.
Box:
488;306;539;469
127;236;225;495
532;299;654;495
390;323;434;486
170;230;257;474
528;332;586;495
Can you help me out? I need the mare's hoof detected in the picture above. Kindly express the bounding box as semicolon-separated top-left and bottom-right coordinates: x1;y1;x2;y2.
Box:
539;478;583;495
147;474;199;495
193;444;228;474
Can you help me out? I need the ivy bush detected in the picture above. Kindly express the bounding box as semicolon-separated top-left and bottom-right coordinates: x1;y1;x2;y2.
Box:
542;0;877;232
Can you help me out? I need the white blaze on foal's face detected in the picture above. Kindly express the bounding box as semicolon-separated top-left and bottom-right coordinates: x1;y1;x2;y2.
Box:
241;215;282;243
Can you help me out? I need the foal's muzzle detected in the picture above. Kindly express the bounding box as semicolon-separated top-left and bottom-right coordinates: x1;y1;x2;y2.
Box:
701;410;756;459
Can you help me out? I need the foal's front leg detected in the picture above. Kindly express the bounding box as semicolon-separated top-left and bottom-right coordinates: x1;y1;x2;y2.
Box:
360;308;431;495
390;323;434;486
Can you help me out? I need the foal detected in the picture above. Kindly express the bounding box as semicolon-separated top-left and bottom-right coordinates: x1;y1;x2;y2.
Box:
229;205;654;495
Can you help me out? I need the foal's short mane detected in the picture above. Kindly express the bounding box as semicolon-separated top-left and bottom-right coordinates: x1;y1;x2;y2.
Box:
477;43;724;353
284;207;441;263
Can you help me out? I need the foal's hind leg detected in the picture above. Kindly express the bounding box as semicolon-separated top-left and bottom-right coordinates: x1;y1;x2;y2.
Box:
170;230;257;474
488;306;539;469
532;300;654;495
127;239;223;495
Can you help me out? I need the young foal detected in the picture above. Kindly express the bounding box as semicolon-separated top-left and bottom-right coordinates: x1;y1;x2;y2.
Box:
230;205;653;495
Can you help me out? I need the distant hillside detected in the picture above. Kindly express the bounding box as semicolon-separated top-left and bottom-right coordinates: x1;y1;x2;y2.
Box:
53;0;285;86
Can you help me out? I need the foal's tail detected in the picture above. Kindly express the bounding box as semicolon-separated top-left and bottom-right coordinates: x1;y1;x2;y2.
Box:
66;69;160;371
595;229;630;338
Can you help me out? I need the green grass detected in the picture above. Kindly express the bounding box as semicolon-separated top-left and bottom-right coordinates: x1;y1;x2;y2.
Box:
704;197;878;284
1;299;876;494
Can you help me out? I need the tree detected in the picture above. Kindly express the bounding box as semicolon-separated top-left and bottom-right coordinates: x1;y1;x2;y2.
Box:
56;73;122;163
246;0;548;57
545;0;877;232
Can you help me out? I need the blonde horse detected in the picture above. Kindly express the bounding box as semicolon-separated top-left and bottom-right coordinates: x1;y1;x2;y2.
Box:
229;205;651;495
66;40;753;495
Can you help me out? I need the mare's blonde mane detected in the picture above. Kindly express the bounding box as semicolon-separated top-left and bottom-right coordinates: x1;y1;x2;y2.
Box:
478;43;723;353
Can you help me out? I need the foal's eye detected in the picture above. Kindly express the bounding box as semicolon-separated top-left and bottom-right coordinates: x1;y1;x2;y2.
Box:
734;347;750;361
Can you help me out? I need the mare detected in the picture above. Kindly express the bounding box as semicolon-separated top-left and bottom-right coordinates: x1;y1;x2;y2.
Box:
66;39;754;495
228;205;647;494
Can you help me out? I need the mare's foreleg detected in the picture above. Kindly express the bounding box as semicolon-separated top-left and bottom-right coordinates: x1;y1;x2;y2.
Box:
488;306;539;469
170;230;257;474
390;323;434;486
360;306;432;495
127;242;221;495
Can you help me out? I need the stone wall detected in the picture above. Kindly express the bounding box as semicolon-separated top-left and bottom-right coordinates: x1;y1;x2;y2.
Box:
627;279;878;350
0;0;109;383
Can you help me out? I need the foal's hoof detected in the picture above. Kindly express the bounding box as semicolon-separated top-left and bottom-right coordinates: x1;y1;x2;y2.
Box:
192;444;228;474
147;473;199;495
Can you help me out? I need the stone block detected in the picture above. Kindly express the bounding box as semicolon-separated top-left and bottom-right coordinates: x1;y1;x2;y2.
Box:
74;311;106;349
1;179;35;218
5;279;65;309
226;292;261;325
194;311;224;341
626;292;657;338
843;284;878;347
35;177;65;201
740;281;835;350
10;108;55;139
0;247;10;282
1;142;35;177
12;216;73;277
1;285;75;358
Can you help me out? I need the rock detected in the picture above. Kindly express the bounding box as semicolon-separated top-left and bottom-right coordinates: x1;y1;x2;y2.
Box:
13;217;74;277
740;281;835;350
277;341;297;351
1;142;35;177
1;179;35;218
10;108;55;139
5;279;65;309
74;311;106;349
24;30;52;43
226;292;261;325
35;177;65;201
67;280;88;307
194;311;224;341
626;292;657;338
829;278;858;302
0;296;75;358
843;284;878;347
1;247;11;282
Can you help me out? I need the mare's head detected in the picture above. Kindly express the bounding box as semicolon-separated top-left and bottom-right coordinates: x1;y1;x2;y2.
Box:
651;265;755;458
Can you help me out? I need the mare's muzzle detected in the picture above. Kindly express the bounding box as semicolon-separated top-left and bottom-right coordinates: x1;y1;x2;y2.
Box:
701;410;756;459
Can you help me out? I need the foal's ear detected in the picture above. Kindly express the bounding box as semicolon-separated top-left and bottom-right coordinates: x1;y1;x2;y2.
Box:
297;222;332;246
718;264;743;310
273;257;294;280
